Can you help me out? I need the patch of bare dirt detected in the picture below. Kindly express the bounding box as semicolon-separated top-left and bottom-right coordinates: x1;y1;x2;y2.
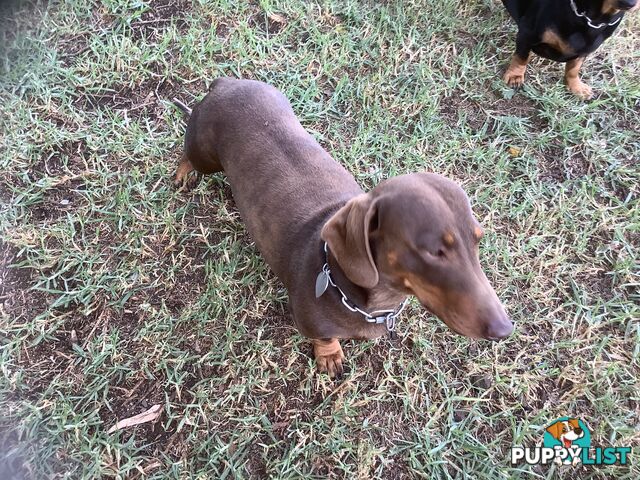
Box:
0;242;48;324
574;270;615;303
130;0;192;41
73;76;180;119
99;375;169;449
563;145;591;178
248;10;289;36
34;139;89;177
56;11;111;66
537;142;593;183
439;95;486;131
536;142;566;183
439;89;543;134
30;178;89;223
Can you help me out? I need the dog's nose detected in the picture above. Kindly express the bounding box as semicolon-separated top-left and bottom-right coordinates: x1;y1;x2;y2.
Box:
485;318;514;340
618;0;636;10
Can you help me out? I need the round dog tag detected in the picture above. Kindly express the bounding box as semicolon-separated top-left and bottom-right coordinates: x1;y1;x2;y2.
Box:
315;271;329;298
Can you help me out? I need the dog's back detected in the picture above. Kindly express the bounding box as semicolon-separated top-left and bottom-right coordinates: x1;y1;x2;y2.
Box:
184;78;361;283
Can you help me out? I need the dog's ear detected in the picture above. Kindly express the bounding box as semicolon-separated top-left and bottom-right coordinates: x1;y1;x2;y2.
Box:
569;418;584;437
546;422;563;439
321;194;379;289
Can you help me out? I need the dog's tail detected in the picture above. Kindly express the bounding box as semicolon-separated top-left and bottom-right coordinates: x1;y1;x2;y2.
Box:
172;97;192;117
173;78;229;118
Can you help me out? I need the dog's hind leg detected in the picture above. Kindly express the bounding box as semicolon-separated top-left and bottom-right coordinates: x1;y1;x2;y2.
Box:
174;153;200;189
174;100;224;189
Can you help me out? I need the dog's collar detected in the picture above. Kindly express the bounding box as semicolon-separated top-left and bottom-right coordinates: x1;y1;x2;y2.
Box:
315;242;409;339
570;0;623;29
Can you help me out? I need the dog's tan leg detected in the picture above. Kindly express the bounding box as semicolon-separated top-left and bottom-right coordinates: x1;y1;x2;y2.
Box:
174;154;199;189
565;57;592;100
312;338;344;378
503;53;530;88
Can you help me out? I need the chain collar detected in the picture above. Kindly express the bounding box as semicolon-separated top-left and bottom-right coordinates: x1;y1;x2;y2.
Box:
569;0;623;29
315;242;409;338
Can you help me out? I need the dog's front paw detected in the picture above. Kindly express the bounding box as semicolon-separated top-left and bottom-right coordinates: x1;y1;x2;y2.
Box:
504;70;525;89
317;351;344;378
313;338;345;379
567;79;593;100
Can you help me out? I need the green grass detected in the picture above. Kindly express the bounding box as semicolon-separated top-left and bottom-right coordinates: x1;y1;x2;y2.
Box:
1;0;639;478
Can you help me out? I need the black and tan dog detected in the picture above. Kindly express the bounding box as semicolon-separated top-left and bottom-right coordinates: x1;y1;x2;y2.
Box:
502;0;638;99
175;78;513;377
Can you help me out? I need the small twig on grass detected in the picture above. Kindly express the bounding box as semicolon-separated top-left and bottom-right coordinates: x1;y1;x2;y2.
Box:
107;404;163;434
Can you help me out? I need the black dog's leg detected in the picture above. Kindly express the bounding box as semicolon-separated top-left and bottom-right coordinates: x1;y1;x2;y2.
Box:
504;29;534;89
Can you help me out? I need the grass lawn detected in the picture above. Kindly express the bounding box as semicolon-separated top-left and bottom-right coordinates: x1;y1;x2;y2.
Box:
1;0;639;478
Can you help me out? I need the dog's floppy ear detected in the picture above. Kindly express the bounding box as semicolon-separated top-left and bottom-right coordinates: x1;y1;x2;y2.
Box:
321;194;379;289
546;422;563;440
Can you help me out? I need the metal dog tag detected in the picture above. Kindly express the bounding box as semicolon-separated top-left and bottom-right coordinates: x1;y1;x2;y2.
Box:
315;271;329;298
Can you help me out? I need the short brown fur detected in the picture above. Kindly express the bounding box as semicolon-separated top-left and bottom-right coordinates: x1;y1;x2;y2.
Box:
503;53;530;89
541;29;574;57
176;78;513;377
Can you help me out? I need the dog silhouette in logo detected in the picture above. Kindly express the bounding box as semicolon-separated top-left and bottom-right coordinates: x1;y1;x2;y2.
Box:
546;418;584;465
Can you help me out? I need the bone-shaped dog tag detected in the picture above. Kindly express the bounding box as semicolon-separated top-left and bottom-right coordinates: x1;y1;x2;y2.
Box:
315;271;329;298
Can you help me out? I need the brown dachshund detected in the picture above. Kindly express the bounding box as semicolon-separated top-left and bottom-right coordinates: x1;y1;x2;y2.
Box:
175;78;513;377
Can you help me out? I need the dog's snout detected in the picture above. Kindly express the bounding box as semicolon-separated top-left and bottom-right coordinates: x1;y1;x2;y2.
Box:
476;289;514;340
618;0;637;10
484;316;514;340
